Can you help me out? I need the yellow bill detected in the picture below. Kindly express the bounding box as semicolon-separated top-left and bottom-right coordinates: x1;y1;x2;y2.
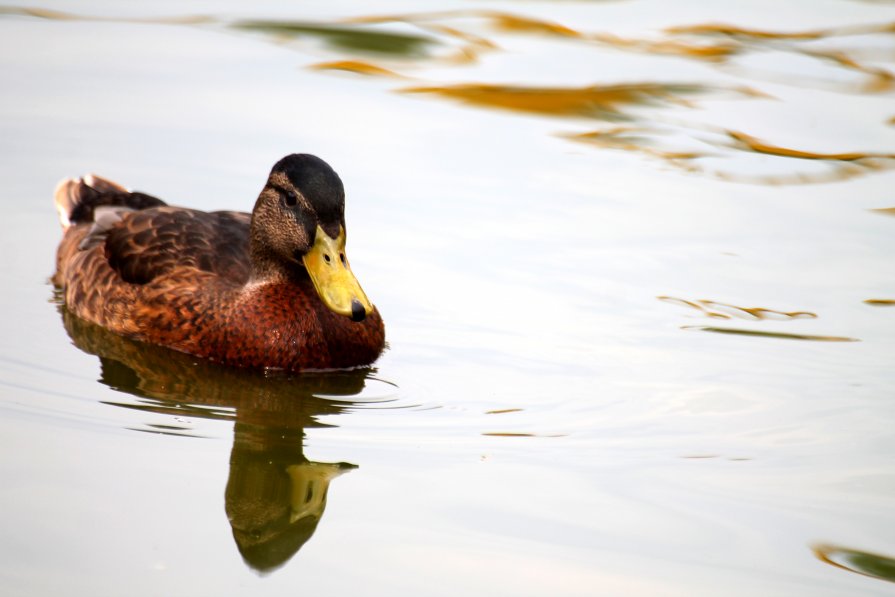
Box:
302;225;373;322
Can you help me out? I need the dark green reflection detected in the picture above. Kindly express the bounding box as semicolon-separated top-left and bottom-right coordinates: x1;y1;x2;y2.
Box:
226;424;355;573
60;306;382;574
232;20;438;57
814;544;895;584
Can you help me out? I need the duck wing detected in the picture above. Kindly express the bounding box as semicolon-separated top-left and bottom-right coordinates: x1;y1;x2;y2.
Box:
55;174;253;289
102;207;252;286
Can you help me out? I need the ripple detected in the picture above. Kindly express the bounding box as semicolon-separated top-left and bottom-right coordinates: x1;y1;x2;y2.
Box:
481;432;567;438
310;59;406;78
230;20;439;58
727;130;895;162
8;5;893;185
682;326;860;342
865;298;895;307
56;305;409;429
813;543;895;583
659;296;817;321
400;82;752;120
680;454;752;461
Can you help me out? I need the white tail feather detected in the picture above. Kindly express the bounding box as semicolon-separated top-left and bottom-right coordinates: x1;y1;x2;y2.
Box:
53;173;130;229
53;177;79;229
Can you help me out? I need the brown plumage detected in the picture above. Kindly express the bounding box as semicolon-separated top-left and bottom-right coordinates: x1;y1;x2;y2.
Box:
52;154;385;371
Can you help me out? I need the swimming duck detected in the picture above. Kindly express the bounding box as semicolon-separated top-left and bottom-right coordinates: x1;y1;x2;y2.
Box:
52;154;385;371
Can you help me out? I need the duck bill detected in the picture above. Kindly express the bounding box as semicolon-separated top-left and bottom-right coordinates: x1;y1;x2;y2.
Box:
302;225;373;322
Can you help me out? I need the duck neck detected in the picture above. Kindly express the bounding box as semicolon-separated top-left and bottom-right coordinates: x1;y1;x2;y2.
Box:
247;237;304;286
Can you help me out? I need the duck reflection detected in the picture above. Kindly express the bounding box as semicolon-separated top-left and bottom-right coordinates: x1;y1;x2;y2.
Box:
226;425;355;573
59;305;378;574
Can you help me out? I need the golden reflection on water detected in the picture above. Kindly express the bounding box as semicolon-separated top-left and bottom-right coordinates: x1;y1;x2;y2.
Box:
335;10;895;184
310;59;406;78
5;5;894;184
864;298;895;306
400;82;748;120
682;326;859;342
659;297;860;341
481;432;566;438
0;6;213;25
59;306;386;574
658;296;817;321
568;125;895;185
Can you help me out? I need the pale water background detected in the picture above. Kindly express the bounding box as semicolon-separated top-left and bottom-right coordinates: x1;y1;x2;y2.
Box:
1;1;895;595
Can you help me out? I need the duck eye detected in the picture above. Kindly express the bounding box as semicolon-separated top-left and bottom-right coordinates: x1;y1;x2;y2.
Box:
283;190;298;207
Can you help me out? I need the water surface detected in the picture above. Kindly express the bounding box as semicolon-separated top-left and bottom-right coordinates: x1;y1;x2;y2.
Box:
1;1;894;595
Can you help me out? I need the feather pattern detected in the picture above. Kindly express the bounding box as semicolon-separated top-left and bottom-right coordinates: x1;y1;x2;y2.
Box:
53;155;385;371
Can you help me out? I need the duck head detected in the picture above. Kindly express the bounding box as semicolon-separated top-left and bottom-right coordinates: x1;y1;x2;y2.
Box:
250;154;373;322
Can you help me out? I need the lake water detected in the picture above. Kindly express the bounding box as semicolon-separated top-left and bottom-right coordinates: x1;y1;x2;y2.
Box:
1;1;895;595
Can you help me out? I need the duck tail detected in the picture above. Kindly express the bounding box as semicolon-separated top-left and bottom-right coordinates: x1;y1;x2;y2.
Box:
53;174;166;229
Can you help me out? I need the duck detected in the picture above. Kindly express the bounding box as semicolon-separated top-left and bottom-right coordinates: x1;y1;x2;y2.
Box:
52;154;385;371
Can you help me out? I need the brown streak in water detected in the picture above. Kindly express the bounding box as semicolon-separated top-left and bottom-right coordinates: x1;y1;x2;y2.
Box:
565;127;653;149
16;7;79;20
485;408;524;415
425;23;497;50
667;21;895;40
342;10;464;25
5;6;213;25
864;299;895;306
658;296;817;321
702;300;815;321
727;131;895;162
443;45;483;66
666;23;828;40
482;432;566;438
798;49;895;93
563;129;712;164
871;207;895;217
703;162;895;185
310;60;406;78
347;11;739;62
659;296;731;319
682;326;859;342
15;6;894;88
591;32;739;62
488;13;581;38
344;9;575;38
11;6;893;185
666;22;895;91
571;132;894;184
399;82;739;119
227;9;895;184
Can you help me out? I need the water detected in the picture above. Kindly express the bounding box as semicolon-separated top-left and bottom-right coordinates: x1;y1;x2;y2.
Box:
1;1;895;595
